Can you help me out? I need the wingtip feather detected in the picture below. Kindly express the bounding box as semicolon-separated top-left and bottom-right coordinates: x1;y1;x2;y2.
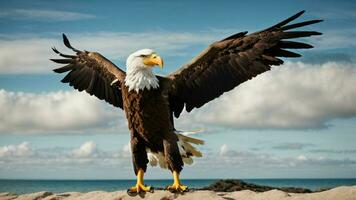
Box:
266;10;307;31
62;33;80;52
62;33;71;48
53;68;61;73
281;19;324;31
294;10;306;18
50;58;72;64
52;46;60;54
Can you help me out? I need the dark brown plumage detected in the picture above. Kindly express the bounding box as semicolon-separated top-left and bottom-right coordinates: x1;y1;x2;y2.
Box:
51;11;322;192
166;10;322;117
121;84;183;173
51;39;125;108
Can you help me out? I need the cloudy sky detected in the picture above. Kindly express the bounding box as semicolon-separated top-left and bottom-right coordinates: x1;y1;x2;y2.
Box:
1;0;356;179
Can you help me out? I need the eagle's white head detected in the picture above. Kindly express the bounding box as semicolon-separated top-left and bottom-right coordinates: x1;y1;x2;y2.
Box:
125;49;163;92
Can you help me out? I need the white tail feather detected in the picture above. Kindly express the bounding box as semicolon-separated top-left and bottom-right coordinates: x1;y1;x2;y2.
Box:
147;151;168;169
147;130;204;169
177;132;205;145
175;129;204;136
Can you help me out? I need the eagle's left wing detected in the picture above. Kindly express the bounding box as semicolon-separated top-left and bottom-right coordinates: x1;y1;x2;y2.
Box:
165;11;322;118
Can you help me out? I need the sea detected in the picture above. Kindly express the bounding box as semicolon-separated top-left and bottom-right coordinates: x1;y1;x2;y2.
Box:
1;179;356;194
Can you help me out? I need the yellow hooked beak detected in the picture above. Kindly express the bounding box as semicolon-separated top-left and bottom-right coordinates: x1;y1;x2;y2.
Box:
143;53;164;69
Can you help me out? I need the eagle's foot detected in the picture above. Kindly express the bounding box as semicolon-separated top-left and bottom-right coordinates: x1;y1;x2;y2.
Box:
166;183;188;193
127;168;154;196
127;183;153;195
166;170;189;193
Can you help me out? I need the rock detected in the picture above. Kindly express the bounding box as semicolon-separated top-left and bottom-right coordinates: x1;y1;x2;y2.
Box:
201;179;312;193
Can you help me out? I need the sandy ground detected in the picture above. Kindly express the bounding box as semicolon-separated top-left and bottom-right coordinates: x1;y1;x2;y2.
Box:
1;186;356;200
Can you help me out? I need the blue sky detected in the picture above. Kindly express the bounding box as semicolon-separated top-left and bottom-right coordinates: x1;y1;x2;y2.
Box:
0;0;356;179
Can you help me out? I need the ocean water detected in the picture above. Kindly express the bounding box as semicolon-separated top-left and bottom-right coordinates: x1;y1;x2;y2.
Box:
1;179;356;194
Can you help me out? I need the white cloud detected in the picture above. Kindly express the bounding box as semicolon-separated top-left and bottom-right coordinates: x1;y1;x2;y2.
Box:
310;28;356;49
0;32;217;74
1;141;355;179
272;143;315;150
188;62;356;129
215;144;356;168
72;141;97;158
219;144;228;156
2;61;356;134
0;9;95;21
310;149;356;154
0;89;124;134
0;37;56;74
0;142;33;157
297;155;307;161
122;142;131;156
0;141;130;169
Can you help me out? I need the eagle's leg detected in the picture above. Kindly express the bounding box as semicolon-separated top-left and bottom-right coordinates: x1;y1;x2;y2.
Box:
163;136;188;192
127;134;153;194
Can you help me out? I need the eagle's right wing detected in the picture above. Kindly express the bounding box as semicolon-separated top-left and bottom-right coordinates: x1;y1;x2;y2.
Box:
51;34;125;109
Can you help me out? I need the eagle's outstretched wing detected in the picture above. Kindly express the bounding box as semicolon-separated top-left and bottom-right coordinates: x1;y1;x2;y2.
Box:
166;10;322;117
51;34;125;108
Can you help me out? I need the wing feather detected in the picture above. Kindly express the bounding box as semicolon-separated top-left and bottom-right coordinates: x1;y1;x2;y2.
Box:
165;11;322;117
51;34;125;108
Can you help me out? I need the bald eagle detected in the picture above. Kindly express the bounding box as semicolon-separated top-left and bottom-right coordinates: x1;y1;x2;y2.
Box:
51;11;322;194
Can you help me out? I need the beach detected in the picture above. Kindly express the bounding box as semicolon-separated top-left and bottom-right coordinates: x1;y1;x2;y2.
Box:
1;179;356;200
1;186;356;200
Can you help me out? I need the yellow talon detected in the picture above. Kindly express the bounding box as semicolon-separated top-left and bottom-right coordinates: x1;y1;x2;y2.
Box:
167;183;188;191
128;168;153;194
129;183;151;193
166;171;189;192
